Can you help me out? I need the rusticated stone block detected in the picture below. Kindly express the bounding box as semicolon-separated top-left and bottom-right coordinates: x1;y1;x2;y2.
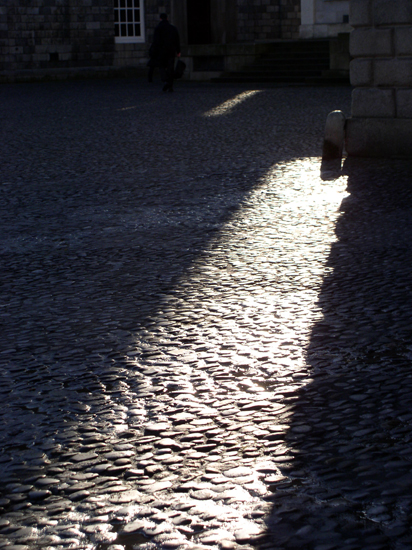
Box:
351;88;395;117
350;0;371;27
350;28;392;57
395;27;412;56
374;58;412;86
373;0;412;25
397;89;412;118
346;117;412;158
350;58;373;86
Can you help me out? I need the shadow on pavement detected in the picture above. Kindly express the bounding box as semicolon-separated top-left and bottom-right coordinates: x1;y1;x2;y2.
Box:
0;79;351;516
266;158;412;549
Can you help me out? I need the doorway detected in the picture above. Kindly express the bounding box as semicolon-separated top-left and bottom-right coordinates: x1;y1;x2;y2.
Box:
187;0;212;44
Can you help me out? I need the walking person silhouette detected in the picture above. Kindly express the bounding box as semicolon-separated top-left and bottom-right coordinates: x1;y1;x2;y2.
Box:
149;13;181;92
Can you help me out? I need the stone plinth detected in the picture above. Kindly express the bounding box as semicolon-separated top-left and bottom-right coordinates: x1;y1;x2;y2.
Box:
346;0;412;158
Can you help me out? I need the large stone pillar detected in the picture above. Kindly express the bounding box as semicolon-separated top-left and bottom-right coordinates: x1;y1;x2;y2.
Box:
300;0;350;38
300;0;316;38
346;0;412;158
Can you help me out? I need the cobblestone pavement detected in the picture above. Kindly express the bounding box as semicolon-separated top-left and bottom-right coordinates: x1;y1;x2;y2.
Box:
1;79;412;550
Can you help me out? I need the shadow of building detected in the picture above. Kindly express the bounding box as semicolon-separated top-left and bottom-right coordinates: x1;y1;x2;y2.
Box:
265;158;412;549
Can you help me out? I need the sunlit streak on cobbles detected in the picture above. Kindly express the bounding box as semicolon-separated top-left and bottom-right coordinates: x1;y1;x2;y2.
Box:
9;81;411;550
0;156;348;549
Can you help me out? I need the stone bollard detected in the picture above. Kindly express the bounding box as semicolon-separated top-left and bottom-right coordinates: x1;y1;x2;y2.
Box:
321;110;346;180
322;110;346;161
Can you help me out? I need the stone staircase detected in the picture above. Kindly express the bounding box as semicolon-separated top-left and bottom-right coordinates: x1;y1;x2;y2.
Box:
212;39;350;85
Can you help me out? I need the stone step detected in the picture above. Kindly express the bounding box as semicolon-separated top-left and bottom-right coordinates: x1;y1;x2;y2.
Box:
263;47;330;55
258;54;330;61
245;64;330;72
220;69;330;79
212;74;349;85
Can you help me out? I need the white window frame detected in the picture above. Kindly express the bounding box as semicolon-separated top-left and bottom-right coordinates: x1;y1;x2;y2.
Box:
114;0;145;44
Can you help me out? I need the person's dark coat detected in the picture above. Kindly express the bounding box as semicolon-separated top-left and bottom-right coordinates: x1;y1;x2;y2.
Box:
149;20;181;67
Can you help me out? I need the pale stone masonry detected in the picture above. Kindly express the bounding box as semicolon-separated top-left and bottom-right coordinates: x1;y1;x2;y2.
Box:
346;0;412;157
300;0;351;39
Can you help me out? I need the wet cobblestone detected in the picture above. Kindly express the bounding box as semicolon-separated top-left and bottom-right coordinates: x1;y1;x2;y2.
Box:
1;78;412;549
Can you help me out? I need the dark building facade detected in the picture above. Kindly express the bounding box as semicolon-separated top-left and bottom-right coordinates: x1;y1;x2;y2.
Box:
0;0;301;80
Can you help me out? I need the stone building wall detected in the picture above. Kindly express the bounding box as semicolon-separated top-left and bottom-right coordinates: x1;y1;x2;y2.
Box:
347;0;412;157
281;0;301;39
0;0;115;72
300;0;351;38
237;0;300;42
0;0;301;78
113;0;170;68
0;0;172;74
